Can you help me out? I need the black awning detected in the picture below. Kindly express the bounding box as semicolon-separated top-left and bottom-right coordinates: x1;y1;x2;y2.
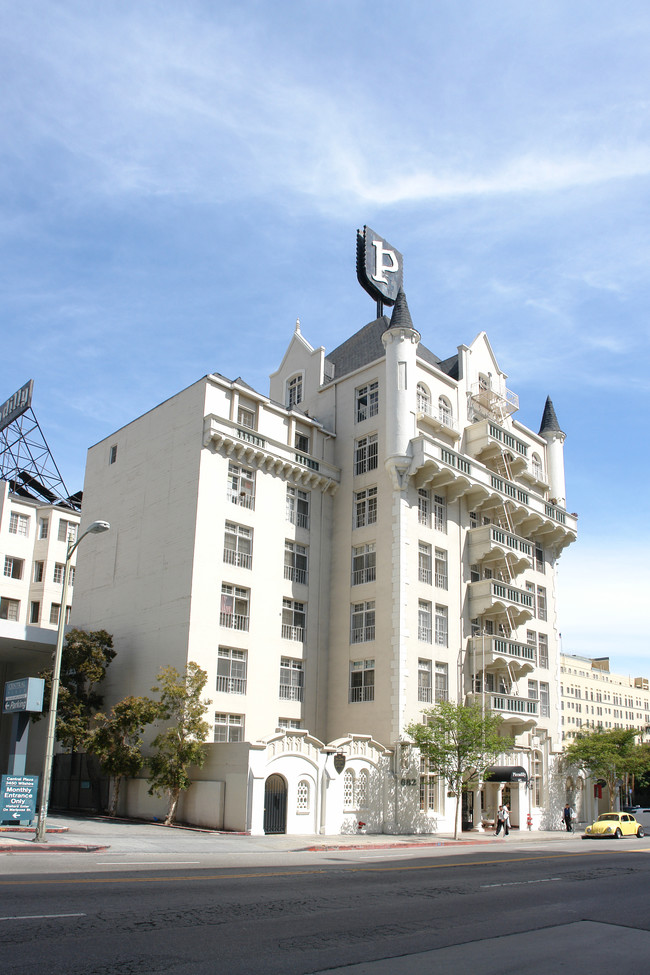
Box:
485;765;528;783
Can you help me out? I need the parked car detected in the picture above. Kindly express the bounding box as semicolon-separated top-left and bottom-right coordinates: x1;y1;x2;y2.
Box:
582;812;645;839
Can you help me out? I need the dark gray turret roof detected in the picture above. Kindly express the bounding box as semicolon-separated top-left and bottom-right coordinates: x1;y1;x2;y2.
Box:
539;396;565;435
387;288;415;331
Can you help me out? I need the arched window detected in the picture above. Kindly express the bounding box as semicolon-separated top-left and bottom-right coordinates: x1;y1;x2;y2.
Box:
296;779;310;813
532;452;544;480
356;769;369;808
416;383;431;414
438;395;453;427
343;769;355;809
287;374;303;408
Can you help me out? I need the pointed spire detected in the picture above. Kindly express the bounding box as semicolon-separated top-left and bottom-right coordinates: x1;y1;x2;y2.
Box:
295;317;301;335
387;288;414;331
539;396;564;436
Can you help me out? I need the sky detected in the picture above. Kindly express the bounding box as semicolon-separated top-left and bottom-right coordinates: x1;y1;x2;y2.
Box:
1;1;648;674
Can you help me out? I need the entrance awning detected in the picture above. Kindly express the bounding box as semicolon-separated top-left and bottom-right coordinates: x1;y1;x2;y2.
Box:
485;765;528;784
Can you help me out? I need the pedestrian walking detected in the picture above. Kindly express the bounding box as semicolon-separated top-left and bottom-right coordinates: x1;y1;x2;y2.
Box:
495;803;510;836
563;803;575;832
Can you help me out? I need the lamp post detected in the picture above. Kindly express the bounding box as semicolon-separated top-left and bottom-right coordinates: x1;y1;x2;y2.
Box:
34;520;110;842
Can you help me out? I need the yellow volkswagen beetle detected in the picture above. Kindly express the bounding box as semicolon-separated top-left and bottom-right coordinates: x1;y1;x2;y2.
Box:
583;812;645;839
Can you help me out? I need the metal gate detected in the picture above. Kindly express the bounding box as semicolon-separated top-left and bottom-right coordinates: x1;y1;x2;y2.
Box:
263;774;287;834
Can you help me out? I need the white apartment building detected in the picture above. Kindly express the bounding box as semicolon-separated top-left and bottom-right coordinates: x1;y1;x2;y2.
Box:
560;653;650;821
72;289;577;836
0;481;82;764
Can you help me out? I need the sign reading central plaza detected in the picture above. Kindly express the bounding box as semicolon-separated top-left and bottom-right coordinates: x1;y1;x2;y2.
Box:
2;677;44;714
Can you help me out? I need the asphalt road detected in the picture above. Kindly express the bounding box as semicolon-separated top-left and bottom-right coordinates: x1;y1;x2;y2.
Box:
2;838;650;974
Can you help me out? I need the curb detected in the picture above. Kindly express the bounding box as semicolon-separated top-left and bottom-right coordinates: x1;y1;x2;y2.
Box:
0;843;109;853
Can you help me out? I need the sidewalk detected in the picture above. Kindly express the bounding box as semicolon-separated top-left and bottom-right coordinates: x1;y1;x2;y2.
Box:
0;815;580;854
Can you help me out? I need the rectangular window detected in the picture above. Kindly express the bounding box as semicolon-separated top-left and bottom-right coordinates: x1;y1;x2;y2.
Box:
418;658;432;703
286;486;310;529
223;522;253;569
420;756;439;812
526;582;536;616
538;633;549;668
227;463;255;510
540;682;550;718
528;679;538;700
33;561;44;583
418;600;432;642
213;713;244;742
350;659;375;702
38;517;49;539
220;584;250;631
433;495;447;532
29;601;40;624
351;601;375;643
418;542;432;584
278;717;301;730
282;598;306;641
0;598;20;621
352;543;376;586
217;647;247;694
109;444;118;465
535;546;545;573
435;605;448;647
435;662;449;702
434;548;448;589
9;513;29;536
295;431;310;454
354;487;377;528
53;563;65;584
3;557;24;580
237;405;256;429
354;434;378;475
58;520;78;544
49;603;71;625
356;381;379;422
537;586;547;621
418;489;431;528
284;541;308;585
279;658;304;701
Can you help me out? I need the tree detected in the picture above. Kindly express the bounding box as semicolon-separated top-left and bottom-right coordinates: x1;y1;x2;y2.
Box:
407;700;504;840
85;695;160;817
147;662;211;826
38;628;116;751
564;727;646;811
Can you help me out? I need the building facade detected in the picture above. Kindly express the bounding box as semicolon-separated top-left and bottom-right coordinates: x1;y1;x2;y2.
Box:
71;287;577;835
560;652;650;822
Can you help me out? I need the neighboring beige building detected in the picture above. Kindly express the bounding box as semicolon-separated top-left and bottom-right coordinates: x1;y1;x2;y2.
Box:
72;288;577;835
559;653;650;822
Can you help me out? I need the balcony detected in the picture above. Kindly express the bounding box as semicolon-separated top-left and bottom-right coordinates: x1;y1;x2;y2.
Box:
284;565;308;585
468;635;536;677
227;490;255;511
467;691;538;729
465;420;528;475
223;548;252;569
468;579;535;625
279;684;303;702
219;612;250;631
416;404;461;441
469;382;519;421
468;524;532;577
281;624;304;642
216;676;247;694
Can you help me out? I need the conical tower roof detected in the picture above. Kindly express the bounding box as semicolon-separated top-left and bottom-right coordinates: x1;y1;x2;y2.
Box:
539;396;565;436
386;288;415;332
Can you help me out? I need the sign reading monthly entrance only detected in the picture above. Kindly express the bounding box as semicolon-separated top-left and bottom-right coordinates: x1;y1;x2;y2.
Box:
1;775;39;821
356;226;403;307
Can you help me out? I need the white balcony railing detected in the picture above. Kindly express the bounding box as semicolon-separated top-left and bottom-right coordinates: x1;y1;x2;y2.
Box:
281;623;304;642
216;676;247;694
219;612;250;631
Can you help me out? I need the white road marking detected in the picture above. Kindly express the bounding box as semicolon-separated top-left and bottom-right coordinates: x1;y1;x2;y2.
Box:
95;860;201;865
0;913;86;921
481;878;561;888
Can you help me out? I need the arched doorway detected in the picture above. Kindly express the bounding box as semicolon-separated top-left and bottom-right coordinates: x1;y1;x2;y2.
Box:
263;774;288;834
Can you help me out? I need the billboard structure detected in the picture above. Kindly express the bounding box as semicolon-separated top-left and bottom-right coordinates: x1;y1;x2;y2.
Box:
0;380;80;511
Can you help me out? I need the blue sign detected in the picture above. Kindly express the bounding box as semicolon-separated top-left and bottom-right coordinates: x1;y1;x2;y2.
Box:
2;677;44;714
1;775;39;821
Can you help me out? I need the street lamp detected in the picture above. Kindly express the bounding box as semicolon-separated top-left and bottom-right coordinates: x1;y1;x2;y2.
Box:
34;520;110;842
